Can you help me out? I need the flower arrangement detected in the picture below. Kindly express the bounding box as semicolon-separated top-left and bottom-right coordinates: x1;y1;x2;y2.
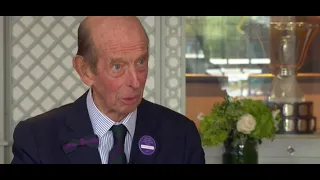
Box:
199;96;281;148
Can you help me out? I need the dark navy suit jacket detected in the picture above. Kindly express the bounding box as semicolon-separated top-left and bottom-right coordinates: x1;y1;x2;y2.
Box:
11;91;205;164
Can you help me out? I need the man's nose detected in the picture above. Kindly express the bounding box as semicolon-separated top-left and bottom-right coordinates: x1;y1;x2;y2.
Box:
127;70;140;89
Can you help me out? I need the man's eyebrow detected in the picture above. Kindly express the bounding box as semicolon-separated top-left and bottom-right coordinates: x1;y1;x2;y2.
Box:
139;52;149;59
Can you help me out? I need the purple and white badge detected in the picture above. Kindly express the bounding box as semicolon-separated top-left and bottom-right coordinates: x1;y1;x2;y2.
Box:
138;135;156;155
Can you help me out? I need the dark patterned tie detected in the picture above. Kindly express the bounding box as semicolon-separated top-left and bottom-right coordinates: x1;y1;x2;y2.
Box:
108;124;127;164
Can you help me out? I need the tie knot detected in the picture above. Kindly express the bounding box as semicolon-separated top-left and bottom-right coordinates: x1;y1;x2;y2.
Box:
111;124;127;141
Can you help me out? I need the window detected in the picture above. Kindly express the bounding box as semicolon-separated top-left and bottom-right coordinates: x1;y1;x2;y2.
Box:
185;16;320;130
185;16;271;98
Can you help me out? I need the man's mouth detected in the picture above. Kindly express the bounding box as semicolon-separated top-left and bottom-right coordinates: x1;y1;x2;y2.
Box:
121;95;140;105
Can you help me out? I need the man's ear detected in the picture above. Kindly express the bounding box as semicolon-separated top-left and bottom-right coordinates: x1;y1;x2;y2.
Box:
72;55;95;87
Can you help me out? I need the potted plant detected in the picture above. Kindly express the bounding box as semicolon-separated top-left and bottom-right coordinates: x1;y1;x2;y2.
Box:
199;96;281;164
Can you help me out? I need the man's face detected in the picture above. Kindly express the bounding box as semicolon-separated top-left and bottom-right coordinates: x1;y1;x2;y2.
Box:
89;18;149;116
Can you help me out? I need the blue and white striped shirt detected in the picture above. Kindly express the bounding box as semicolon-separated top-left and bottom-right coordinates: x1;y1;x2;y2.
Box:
86;89;137;164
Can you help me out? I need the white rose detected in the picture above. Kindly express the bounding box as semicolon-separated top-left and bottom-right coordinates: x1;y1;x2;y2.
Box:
237;114;256;134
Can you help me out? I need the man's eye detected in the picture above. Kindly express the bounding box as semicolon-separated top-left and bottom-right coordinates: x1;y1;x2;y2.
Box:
112;64;121;70
137;59;144;65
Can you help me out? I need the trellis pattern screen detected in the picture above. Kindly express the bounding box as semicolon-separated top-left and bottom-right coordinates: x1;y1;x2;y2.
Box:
10;16;159;124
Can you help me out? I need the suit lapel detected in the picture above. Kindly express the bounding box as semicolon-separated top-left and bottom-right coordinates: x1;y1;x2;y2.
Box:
59;91;102;164
129;99;160;164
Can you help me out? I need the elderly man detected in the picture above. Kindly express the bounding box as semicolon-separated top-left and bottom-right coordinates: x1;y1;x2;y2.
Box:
11;16;205;164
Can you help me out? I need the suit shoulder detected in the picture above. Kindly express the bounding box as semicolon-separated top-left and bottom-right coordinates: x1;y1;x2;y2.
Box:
19;103;74;128
143;100;195;128
144;100;186;118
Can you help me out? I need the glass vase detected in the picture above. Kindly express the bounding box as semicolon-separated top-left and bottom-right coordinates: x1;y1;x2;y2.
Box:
222;137;258;164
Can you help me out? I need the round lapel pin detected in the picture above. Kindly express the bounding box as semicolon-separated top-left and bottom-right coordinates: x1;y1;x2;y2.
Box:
138;135;156;155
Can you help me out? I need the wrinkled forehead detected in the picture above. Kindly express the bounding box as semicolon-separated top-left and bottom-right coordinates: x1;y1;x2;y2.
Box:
90;17;148;57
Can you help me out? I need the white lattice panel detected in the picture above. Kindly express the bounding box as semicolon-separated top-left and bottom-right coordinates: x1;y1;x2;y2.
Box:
161;16;186;115
10;16;158;123
138;16;157;103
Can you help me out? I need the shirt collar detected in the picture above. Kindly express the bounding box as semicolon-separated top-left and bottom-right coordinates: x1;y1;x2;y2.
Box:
86;88;137;138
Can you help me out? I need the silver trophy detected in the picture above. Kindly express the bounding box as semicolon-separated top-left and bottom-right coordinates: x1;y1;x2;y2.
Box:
267;16;319;134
